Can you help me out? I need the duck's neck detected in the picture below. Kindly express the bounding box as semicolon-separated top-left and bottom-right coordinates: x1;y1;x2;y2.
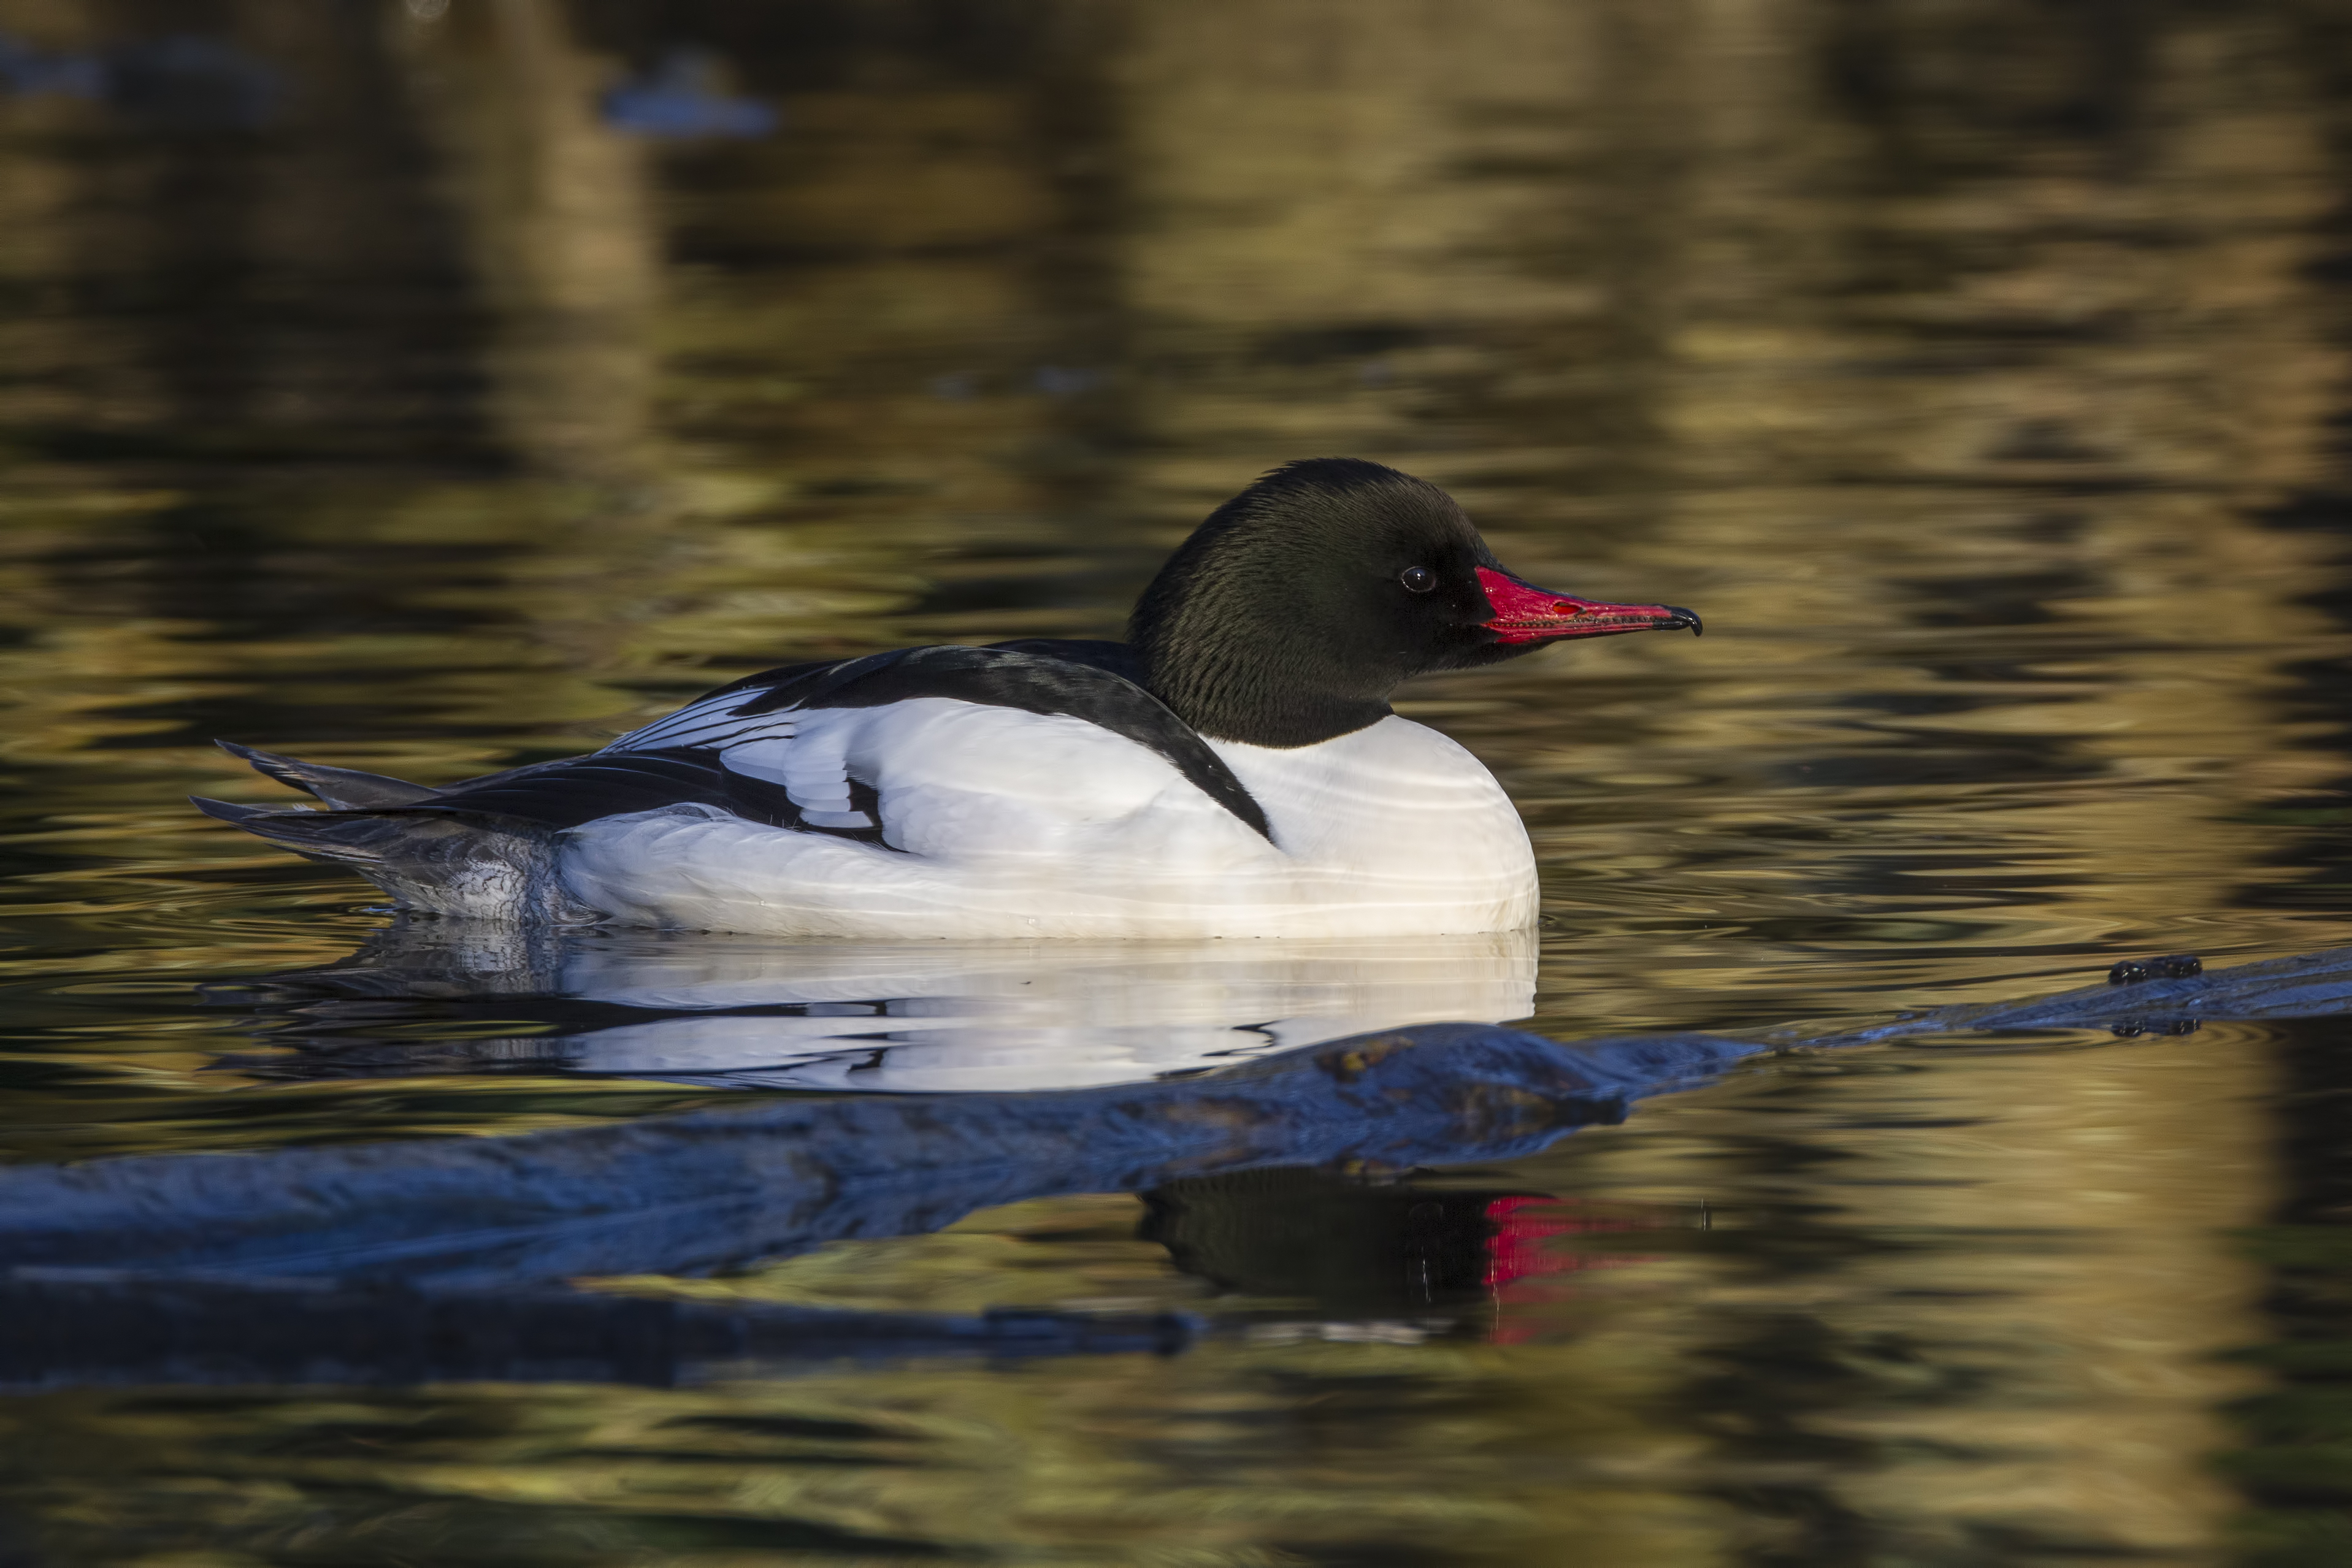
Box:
1130;626;1393;750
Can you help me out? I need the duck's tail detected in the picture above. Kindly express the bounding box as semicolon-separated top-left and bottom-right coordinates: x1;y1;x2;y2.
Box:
192;744;597;922
209;740;445;810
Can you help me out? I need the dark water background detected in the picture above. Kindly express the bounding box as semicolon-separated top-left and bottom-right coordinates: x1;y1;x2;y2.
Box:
7;0;2352;1562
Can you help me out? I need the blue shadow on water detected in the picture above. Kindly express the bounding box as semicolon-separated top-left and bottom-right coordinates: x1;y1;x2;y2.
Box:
601;48;776;140
0;32;278;130
4;944;2350;1385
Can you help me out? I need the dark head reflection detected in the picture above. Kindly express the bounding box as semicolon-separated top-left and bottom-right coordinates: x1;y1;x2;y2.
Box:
1144;1168;1672;1339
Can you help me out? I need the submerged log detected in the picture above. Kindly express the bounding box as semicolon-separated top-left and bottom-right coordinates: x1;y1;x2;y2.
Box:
4;944;2350;1386
0;1025;1749;1289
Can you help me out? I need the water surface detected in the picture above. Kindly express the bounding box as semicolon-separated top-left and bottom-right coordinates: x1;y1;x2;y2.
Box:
5;1;2352;1562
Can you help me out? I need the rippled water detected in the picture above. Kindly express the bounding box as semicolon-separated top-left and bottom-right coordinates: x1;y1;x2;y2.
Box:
7;0;2352;1562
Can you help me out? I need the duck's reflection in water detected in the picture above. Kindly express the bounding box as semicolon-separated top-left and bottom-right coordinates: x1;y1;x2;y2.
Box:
213;921;1538;1093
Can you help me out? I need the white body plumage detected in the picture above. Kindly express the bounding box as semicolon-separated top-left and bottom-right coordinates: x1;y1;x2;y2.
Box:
557;701;1538;938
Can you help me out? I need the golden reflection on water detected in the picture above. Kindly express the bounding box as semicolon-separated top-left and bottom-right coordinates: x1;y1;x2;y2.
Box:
1;0;2351;1561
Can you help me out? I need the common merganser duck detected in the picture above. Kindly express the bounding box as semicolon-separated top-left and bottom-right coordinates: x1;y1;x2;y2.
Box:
195;459;1699;938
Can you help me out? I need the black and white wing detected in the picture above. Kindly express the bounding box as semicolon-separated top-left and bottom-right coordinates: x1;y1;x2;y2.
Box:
193;640;1268;918
599;643;1267;841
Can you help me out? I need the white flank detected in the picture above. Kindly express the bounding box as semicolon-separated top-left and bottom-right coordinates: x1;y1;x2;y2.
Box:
556;702;1538;938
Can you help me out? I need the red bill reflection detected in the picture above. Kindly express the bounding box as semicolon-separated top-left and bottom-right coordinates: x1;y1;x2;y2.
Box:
1484;1195;1668;1345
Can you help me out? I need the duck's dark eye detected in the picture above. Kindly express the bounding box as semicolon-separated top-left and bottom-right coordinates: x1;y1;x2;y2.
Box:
1399;565;1438;594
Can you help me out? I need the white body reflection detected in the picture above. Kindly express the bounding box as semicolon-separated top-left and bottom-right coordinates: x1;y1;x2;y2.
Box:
372;926;1537;1093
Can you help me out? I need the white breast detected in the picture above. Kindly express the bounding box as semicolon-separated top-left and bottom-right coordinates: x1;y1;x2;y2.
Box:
1210;716;1539;931
556;704;1536;938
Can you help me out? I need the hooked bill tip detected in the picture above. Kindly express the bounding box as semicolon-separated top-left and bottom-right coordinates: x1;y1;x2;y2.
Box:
1664;606;1703;637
